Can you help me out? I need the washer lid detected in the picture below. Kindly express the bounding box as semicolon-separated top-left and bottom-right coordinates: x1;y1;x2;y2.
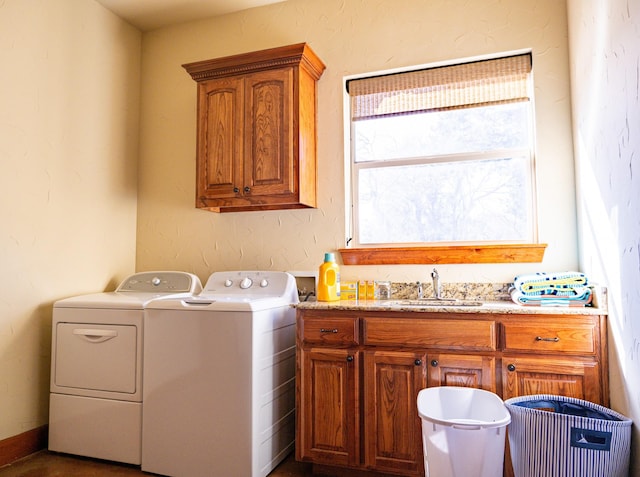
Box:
148;295;293;312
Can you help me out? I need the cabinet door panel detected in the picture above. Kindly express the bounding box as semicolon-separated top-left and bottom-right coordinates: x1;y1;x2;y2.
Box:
427;353;496;392
502;355;601;403
364;350;426;476
297;348;359;466
197;77;244;200
245;68;294;197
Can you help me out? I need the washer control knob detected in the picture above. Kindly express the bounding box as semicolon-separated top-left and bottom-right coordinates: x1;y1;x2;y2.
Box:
240;277;253;289
151;277;162;286
260;279;269;288
224;279;233;287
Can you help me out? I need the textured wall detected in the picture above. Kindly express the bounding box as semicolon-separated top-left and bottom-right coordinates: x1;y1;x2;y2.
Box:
0;0;140;440
136;0;578;285
567;0;640;472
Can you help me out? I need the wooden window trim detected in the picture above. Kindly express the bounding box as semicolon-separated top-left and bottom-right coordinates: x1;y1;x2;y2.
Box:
338;243;546;265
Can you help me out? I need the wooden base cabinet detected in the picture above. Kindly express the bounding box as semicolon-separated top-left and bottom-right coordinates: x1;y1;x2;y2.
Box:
500;314;607;404
296;308;608;477
297;315;360;468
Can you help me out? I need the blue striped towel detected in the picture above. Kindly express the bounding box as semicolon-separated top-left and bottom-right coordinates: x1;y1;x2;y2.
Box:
510;287;593;306
513;271;588;295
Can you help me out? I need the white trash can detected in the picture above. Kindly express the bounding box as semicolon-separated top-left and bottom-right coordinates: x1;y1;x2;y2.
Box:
417;386;511;477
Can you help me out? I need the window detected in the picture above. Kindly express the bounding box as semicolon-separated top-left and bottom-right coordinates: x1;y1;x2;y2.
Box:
345;52;536;251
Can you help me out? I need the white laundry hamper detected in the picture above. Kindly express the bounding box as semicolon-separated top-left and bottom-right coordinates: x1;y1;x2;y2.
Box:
504;394;632;477
417;386;511;477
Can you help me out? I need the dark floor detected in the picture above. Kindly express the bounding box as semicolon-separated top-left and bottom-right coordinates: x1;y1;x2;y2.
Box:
0;451;313;476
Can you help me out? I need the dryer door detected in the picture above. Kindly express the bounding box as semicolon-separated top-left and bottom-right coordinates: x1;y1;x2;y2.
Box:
54;323;137;394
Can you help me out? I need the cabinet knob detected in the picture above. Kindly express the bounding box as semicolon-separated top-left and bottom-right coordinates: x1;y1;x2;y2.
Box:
233;187;239;193
244;186;251;193
430;359;438;367
507;364;516;372
414;359;422;366
346;355;354;362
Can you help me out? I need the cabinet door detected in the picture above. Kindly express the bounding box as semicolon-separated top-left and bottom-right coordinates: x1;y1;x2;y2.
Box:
297;347;359;467
502;355;602;403
363;350;426;476
196;77;244;202
427;353;496;392
244;68;295;198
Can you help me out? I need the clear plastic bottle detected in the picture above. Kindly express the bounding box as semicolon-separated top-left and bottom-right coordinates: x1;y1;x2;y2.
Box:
317;253;341;301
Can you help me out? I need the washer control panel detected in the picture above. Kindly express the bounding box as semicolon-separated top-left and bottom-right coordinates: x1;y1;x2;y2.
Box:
200;271;297;302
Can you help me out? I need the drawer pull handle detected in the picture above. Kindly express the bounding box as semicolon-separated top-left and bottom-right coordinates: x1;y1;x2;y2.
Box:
507;364;516;372
536;336;560;342
414;359;422;366
320;328;338;334
346;355;354;362
73;328;118;343
430;359;438;367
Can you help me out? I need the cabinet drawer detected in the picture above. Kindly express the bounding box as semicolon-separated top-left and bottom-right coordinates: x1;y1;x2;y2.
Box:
502;319;597;354
364;318;496;351
301;317;359;346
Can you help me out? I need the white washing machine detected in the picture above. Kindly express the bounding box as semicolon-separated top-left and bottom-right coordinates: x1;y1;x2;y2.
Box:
141;270;299;477
49;271;202;465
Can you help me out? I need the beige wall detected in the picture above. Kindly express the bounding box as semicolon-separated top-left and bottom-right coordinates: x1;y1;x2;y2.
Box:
0;0;587;450
136;0;578;285
568;0;640;472
0;0;140;440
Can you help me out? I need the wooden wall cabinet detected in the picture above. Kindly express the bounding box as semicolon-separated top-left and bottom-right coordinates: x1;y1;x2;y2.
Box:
183;43;325;212
296;308;608;477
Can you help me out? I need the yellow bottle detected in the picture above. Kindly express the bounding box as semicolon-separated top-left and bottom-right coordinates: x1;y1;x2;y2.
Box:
317;253;341;301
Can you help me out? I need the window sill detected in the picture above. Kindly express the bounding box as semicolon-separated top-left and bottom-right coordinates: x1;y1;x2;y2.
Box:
338;243;547;265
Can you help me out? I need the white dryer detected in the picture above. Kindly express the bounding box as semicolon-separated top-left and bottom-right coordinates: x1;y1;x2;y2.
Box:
141;270;299;477
49;271;202;465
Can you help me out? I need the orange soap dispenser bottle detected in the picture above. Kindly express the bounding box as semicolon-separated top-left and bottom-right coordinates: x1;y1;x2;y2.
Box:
317;253;341;302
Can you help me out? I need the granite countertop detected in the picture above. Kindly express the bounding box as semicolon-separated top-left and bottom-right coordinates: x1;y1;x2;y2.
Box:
295;282;607;316
295;299;606;315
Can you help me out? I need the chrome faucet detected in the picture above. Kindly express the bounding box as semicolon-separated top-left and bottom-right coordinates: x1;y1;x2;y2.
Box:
431;268;441;299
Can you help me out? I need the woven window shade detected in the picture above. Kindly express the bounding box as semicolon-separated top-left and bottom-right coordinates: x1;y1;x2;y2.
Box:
348;53;532;120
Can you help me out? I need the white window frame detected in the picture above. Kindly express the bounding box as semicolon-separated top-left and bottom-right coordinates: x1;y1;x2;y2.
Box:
343;49;538;249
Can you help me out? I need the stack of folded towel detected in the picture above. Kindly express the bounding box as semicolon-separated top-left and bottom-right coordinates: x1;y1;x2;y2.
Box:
510;271;592;306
